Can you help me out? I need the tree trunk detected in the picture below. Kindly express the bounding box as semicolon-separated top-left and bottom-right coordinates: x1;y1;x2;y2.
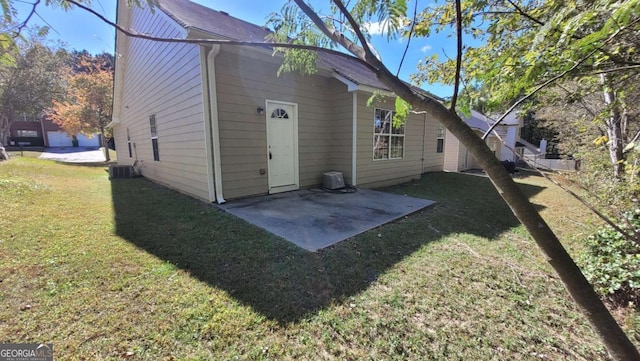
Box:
374;69;640;360
0;112;10;145
601;74;625;179
100;126;110;162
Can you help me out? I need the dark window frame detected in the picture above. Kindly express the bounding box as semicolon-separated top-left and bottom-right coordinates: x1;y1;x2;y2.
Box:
436;126;445;153
126;128;133;158
149;115;159;161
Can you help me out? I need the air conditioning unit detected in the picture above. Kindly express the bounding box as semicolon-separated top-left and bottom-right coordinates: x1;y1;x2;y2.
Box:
109;165;134;179
323;171;345;190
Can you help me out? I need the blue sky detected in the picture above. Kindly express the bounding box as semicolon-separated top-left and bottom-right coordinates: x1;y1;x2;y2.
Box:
12;0;454;97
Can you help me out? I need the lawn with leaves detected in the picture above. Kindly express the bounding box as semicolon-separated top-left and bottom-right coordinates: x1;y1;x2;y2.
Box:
1;156;637;360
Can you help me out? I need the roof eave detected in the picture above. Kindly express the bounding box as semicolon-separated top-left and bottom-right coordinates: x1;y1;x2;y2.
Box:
111;0;130;128
332;72;392;94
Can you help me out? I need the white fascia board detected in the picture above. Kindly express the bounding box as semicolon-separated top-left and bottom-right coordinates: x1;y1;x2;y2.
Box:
105;118;120;128
332;73;393;95
112;1;131;124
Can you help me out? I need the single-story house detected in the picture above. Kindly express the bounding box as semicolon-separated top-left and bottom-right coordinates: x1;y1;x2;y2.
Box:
9;117;101;148
110;0;446;203
443;110;522;172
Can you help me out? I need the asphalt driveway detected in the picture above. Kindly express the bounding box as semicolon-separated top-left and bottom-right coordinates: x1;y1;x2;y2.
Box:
39;147;106;163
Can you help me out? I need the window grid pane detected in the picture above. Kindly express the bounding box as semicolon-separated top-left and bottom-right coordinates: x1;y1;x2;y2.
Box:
373;135;389;160
373;108;404;160
149;115;157;137
390;136;404;158
150;115;159;161
17;130;38;137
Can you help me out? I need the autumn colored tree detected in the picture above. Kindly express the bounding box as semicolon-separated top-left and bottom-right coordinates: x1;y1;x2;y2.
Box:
0;28;69;144
47;55;113;160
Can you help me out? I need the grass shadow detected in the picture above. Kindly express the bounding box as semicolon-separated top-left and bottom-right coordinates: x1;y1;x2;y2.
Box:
111;172;546;323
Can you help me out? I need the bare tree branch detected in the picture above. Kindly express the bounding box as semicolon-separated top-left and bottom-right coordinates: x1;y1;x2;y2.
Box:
450;0;463;110
580;64;640;76
12;0;41;39
66;0;376;70
396;0;418;77
505;0;544;25
329;0;381;66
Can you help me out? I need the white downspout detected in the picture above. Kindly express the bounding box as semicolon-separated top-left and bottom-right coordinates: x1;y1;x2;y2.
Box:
200;47;216;203
351;92;358;186
206;45;225;204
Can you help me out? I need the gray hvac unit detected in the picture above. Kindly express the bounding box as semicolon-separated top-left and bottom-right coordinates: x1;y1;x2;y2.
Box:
323;171;345;190
109;165;134;179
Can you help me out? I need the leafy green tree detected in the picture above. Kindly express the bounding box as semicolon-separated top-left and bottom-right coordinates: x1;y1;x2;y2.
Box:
534;77;640;210
0;29;69;144
412;0;640;179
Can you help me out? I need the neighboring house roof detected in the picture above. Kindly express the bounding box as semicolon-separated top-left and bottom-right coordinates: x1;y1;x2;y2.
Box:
155;0;432;96
462;110;497;132
499;110;521;126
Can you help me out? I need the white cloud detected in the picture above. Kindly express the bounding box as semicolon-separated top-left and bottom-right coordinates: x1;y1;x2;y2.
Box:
420;45;432;53
362;20;388;35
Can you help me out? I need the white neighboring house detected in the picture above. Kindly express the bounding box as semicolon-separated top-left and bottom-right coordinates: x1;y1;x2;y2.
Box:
443;110;523;172
46;132;101;147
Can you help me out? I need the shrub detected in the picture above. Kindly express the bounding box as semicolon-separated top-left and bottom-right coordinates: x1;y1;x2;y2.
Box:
579;210;640;308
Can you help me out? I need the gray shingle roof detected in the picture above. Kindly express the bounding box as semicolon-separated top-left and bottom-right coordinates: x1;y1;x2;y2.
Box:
155;0;409;92
157;0;273;42
463;110;496;132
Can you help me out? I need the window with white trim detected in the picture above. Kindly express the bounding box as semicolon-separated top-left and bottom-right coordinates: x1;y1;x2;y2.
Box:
373;108;404;160
16;130;38;137
149;115;159;161
436;126;445;153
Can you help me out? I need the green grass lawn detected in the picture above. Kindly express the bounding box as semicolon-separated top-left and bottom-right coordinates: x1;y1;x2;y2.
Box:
0;157;637;360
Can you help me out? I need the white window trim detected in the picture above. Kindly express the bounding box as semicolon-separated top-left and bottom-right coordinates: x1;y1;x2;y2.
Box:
436;126;445;153
150;115;159;161
373;107;405;161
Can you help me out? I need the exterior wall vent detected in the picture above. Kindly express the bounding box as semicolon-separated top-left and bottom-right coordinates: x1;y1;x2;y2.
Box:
109;165;135;179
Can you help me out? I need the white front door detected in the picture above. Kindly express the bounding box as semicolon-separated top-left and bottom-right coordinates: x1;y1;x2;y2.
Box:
266;101;299;193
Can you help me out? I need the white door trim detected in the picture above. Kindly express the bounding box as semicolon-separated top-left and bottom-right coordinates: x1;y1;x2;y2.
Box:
205;45;225;204
265;99;299;194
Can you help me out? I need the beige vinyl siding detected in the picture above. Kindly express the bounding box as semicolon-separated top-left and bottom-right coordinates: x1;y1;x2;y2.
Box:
466;130;484;169
488;137;502;160
215;48;336;199
355;92;424;187
114;5;209;201
328;81;354;184
443;129;463;171
422;117;445;173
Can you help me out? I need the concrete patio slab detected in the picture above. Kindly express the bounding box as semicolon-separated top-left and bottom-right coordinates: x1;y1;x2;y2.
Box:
218;189;435;252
